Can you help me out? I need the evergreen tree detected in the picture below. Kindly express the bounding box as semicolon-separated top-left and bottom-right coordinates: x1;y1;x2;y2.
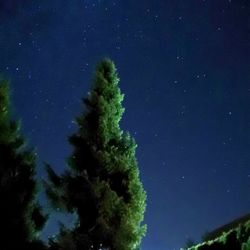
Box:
0;79;47;249
46;59;147;250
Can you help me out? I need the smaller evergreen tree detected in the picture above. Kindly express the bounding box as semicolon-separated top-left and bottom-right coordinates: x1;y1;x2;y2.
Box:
46;59;146;250
0;79;47;249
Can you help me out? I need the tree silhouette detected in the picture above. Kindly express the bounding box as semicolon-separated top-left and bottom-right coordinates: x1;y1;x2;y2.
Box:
0;79;47;250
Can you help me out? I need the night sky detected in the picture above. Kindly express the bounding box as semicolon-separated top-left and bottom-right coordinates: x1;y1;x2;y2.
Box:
0;0;250;249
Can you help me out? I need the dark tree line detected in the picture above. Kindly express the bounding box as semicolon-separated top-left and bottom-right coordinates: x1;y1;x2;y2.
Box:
0;79;47;250
0;59;147;250
187;219;250;250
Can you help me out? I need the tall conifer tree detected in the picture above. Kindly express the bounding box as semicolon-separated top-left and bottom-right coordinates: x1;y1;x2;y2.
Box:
46;59;146;250
0;79;47;250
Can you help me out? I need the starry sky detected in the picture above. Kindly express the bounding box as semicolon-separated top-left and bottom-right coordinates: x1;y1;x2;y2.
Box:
0;0;250;249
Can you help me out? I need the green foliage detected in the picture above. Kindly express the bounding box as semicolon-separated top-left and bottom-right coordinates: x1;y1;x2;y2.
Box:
187;219;250;250
46;59;146;250
241;237;250;250
0;79;47;249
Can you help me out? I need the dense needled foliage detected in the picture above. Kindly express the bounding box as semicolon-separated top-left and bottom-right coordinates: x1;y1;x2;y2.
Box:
46;59;146;250
0;79;47;250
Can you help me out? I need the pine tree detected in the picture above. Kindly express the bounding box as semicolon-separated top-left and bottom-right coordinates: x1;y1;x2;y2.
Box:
46;59;147;250
0;79;47;249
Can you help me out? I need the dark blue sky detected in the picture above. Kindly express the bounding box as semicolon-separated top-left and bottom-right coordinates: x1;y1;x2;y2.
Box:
0;0;249;249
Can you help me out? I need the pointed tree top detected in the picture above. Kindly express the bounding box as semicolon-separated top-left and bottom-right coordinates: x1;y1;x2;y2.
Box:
94;58;119;87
